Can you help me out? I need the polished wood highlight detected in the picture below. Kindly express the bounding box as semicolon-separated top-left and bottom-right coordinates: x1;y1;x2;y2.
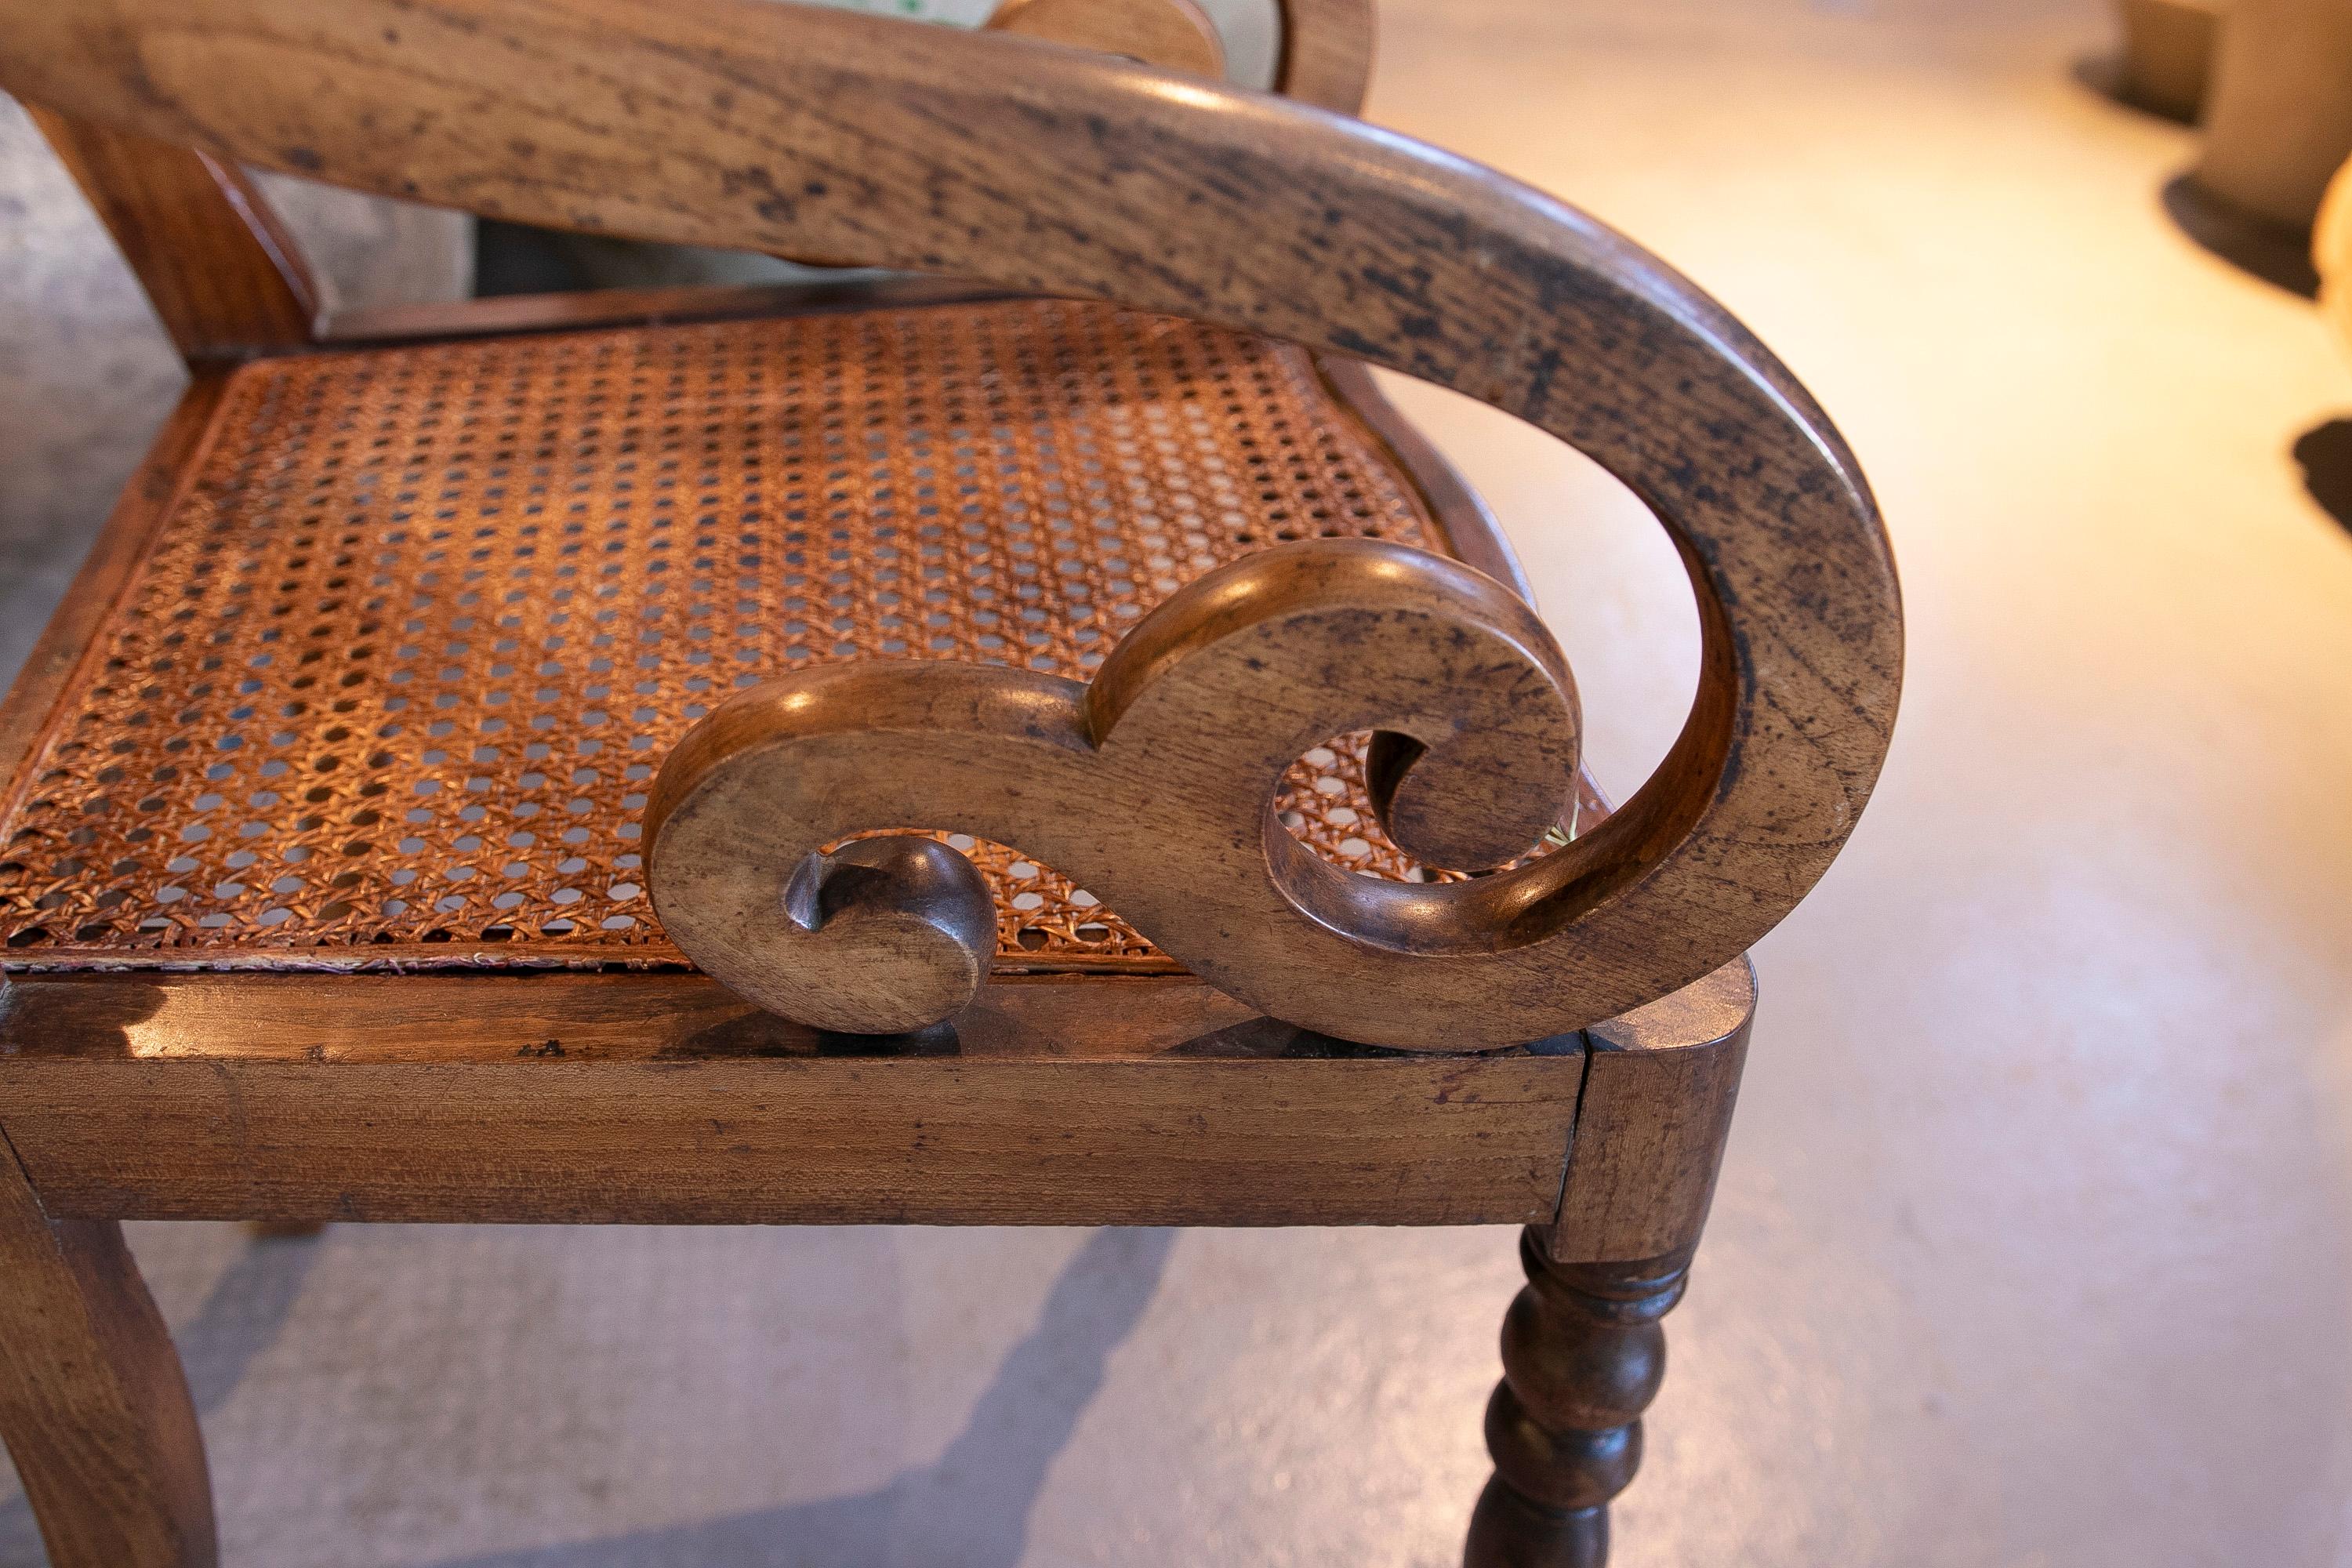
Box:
988;0;1226;78
27;107;316;362
1553;960;1752;1265
0;2;1893;1559
1463;1234;1692;1568
0;973;1588;1228
0;1131;216;1568
648;539;1589;1044
0;0;1900;1044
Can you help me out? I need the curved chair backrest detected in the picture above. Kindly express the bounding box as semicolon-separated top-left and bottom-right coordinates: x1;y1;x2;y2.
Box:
0;0;1902;1043
23;0;1374;362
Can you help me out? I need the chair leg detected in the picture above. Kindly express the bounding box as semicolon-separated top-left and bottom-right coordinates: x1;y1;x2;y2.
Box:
0;1138;216;1567
1462;1228;1692;1568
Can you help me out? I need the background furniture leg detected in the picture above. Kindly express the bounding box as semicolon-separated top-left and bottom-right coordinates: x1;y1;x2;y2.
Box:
1462;1228;1693;1568
0;1136;216;1567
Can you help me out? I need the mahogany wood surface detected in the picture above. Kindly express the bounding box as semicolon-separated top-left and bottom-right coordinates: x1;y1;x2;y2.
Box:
1464;1234;1692;1568
0;7;1864;1556
0;973;1590;1227
25;0;1369;375
0;1131;215;1568
27;106;315;362
0;963;1742;1232
0;0;1902;1044
647;539;1590;1044
0;0;1891;1048
1554;958;1751;1264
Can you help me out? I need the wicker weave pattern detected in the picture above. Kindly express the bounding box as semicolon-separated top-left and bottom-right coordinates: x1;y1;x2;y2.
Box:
0;298;1562;974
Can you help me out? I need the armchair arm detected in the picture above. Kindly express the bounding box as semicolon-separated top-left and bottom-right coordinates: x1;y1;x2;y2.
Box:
2;0;1901;1046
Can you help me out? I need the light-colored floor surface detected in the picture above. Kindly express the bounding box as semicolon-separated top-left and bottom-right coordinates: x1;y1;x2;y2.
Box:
3;1;2352;1563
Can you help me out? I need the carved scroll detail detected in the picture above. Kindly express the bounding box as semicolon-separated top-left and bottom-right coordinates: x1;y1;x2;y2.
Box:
12;0;1904;1050
649;538;1595;1047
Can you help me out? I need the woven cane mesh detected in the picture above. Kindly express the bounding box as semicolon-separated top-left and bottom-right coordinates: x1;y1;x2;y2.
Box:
0;297;1581;975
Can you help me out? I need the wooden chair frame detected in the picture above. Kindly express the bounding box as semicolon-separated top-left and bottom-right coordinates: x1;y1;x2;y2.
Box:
0;1;1900;1562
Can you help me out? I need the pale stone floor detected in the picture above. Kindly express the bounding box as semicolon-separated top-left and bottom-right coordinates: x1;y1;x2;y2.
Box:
3;2;2351;1563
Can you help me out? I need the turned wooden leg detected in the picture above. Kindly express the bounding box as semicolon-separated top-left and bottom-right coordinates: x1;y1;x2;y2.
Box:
1463;1229;1692;1568
0;1138;216;1567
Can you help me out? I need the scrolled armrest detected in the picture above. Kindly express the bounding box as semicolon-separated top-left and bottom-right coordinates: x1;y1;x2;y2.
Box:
648;539;1588;1045
5;0;1901;1046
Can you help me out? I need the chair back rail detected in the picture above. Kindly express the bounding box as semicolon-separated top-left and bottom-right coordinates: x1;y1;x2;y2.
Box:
0;0;1901;1045
24;0;1370;365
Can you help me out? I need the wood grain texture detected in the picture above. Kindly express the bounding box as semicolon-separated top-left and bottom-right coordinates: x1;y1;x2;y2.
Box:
1464;1235;1690;1568
0;0;1898;1040
0;1130;215;1567
320;274;1019;346
0;971;1264;1063
647;539;1590;1043
27;106;316;361
771;835;1000;1034
1550;959;1752;1262
0;974;1586;1226
1275;0;1376;111
987;0;1226;79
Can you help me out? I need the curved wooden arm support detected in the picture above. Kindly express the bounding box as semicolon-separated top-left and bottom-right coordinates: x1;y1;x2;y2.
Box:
2;0;1903;1047
648;539;1583;1046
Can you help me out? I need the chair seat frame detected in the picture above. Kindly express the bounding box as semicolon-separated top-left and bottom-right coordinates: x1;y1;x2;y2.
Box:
0;0;1899;1560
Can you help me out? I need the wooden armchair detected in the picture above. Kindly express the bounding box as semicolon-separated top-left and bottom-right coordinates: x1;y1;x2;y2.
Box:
0;1;1902;1563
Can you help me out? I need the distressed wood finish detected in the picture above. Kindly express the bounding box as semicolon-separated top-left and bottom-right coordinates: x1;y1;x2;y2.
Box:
768;835;1000;1035
0;5;1889;1559
0;1131;216;1568
1464;1235;1692;1568
648;539;1589;1044
1553;959;1752;1264
27;106;316;361
988;0;1226;78
23;0;1363;375
1461;961;1748;1563
0;0;1900;1042
0;973;1589;1227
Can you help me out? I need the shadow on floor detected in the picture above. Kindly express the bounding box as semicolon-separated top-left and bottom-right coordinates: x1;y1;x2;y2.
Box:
2068;51;2201;127
423;1226;1178;1568
2292;419;2352;538
2161;173;2321;297
2;1227;1172;1567
0;1226;327;1565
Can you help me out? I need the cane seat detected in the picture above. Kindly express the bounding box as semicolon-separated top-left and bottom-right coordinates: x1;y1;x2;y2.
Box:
0;295;1584;977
